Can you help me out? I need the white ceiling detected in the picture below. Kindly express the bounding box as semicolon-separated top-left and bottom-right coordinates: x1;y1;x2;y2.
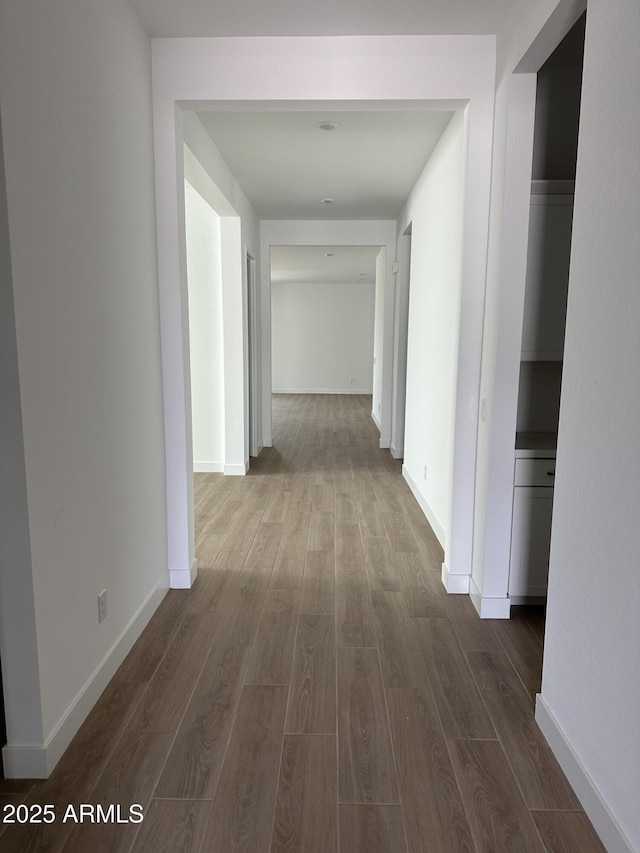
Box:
195;108;454;220
270;245;380;285
130;0;513;38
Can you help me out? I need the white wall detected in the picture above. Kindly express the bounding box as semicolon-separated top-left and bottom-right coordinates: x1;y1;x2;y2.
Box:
272;281;374;393
539;2;640;849
398;111;466;551
0;0;167;775
371;248;386;430
474;0;639;848
185;181;225;470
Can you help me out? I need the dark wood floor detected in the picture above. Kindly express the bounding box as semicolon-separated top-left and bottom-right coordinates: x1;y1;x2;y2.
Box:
0;395;605;852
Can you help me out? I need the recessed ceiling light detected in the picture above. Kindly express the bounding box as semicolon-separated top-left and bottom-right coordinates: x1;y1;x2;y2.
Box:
316;121;339;131
320;198;334;204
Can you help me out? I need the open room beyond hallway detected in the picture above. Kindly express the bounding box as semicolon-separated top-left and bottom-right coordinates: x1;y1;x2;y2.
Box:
0;396;604;852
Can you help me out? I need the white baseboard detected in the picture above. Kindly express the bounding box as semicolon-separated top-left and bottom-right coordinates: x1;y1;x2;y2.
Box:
263;436;273;448
170;558;197;590
535;696;634;853
193;461;224;473
224;461;249;475
401;464;445;547
390;442;403;459
273;388;372;395
379;437;390;449
2;572;170;779
441;562;470;594
371;409;382;432
468;576;511;619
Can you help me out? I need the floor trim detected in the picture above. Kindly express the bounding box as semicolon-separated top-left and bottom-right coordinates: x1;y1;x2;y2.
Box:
273;388;372;395
468;576;511;619
441;562;470;594
193;461;224;473
535;695;634;853
170;558;197;590
224;461;249;475
390;442;403;459
401;464;445;547
2;572;170;779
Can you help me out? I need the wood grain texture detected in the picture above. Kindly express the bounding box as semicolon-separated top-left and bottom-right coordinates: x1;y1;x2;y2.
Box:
299;550;335;615
245;589;299;684
337;647;399;805
130;800;211;853
0;682;145;853
448;738;544;853
270;534;307;589
205;684;288;852
415;618;496;739
393;551;447;618
371;591;429;687
2;397;595;853
339;804;408;853
61;730;174;853
465;651;580;810
244;521;284;568
490;613;544;696
114;591;191;682
335;523;368;589
271;735;337;853
443;593;502;652
127;614;213;732
386;687;475;853
286;615;336;733
308;510;335;552
154;644;250;799
336;586;377;647
362;536;401;591
531;810;607;853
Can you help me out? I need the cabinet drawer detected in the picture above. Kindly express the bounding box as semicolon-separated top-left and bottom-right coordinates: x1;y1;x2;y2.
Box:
514;458;556;486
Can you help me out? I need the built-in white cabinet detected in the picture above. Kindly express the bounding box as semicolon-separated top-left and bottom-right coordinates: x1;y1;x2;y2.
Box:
521;181;574;361
509;454;556;600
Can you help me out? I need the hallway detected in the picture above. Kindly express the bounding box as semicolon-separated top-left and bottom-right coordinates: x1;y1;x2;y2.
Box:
0;395;603;852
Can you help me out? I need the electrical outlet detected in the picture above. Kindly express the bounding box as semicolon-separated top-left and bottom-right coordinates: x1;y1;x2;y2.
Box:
98;589;107;623
350;379;355;385
424;465;428;480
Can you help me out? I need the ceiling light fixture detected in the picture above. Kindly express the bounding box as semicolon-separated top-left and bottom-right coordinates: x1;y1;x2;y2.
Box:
320;198;334;204
316;121;339;131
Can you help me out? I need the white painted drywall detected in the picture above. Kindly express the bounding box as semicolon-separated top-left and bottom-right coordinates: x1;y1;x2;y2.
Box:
541;1;640;849
398;111;466;550
185;181;225;470
371;248;387;429
0;105;45;760
0;0;168;773
272;281;374;393
473;0;638;847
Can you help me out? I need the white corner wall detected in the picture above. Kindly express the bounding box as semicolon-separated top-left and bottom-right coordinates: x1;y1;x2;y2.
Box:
474;0;639;849
185;181;225;470
272;281;374;394
0;0;168;776
538;2;640;850
399;111;466;555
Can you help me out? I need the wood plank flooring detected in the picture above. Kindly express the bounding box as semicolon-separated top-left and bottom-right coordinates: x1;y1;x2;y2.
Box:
0;395;605;852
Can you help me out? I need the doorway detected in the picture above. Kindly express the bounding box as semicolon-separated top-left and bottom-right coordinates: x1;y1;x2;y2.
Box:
509;15;585;618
